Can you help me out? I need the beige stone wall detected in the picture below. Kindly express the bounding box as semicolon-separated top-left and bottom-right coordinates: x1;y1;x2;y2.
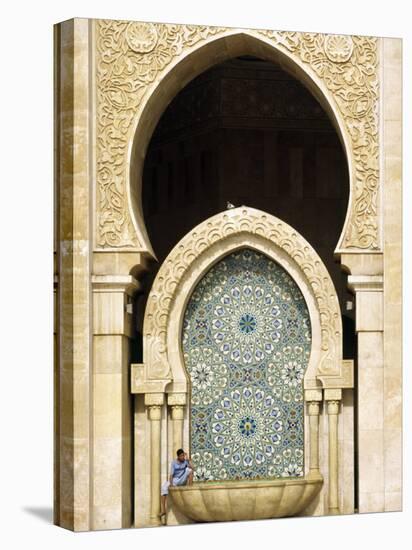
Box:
382;38;402;512
54;19;146;531
55;18;93;531
341;37;402;514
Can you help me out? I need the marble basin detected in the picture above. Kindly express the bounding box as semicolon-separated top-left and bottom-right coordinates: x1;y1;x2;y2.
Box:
169;473;323;522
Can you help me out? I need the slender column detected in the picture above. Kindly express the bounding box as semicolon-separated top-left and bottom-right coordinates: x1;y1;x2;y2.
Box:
305;389;322;476
145;393;164;526
171;406;184;453
325;389;341;515
308;402;320;474
167;393;187;455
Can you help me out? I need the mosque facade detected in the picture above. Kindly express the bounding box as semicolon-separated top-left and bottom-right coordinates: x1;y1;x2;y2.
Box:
54;18;402;530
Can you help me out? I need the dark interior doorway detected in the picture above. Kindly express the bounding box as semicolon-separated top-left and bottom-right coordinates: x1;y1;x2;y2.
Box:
134;55;354;362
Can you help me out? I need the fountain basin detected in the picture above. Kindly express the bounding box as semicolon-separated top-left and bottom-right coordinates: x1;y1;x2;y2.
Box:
169;473;323;522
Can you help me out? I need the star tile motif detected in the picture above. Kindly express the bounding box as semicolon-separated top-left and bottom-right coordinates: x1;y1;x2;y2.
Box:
183;249;311;481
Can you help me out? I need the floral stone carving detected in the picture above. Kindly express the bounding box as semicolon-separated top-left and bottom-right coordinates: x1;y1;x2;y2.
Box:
96;20;225;248
142;207;342;384
125;22;158;53
324;34;354;63
257;30;379;249
96;20;379;251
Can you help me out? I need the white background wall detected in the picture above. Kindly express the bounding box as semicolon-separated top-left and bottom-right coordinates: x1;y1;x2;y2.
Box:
0;1;409;548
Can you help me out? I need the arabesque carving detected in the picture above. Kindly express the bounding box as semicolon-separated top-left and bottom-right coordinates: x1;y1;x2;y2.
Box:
96;21;379;251
96;20;379;250
256;30;379;250
96;20;226;248
142;207;342;384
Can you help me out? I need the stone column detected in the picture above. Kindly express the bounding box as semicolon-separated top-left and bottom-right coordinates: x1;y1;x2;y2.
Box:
145;393;165;526
347;274;384;512
91;275;139;529
325;389;341;515
168;393;187;455
305;390;322;476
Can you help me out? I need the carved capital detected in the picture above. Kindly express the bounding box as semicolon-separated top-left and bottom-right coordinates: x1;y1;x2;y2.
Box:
170;405;185;421
144;392;165;407
147;405;162;421
308;401;321;416
305;389;323;402
324;388;342;402
327;400;341;416
96;21;380;252
167;393;187;406
308;401;320;416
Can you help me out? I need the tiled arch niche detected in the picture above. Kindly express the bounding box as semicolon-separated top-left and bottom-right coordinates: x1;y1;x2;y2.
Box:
131;206;352;525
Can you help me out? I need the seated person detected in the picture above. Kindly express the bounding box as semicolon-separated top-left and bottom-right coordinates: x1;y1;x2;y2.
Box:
160;448;194;522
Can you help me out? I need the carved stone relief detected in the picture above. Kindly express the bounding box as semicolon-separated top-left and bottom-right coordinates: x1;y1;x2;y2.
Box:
96;21;379;251
142;207;342;385
257;31;379;250
96;20;225;248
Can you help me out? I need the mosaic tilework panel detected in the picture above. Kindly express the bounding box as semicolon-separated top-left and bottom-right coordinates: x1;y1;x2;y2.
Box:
182;249;311;482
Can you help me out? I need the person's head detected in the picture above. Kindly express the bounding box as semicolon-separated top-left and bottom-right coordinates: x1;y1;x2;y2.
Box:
176;448;185;462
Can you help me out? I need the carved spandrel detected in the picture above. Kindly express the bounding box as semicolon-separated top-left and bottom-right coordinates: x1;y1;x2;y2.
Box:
143;207;342;382
96;22;380;252
257;30;380;250
96;20;226;249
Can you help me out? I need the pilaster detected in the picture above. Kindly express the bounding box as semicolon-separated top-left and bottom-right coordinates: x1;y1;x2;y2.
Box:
55;18;93;531
348;270;385;512
382;37;402;512
91;275;139;529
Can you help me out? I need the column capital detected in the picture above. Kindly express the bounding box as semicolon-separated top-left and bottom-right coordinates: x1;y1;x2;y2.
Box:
347;275;383;293
91;274;140;296
305;388;323;402
308;401;321;416
324;388;342;402
327;400;340;415
339;252;383;277
167;393;187;406
144;392;165;407
170;405;185;421
92;251;152;280
349;282;384;332
147;405;162;421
